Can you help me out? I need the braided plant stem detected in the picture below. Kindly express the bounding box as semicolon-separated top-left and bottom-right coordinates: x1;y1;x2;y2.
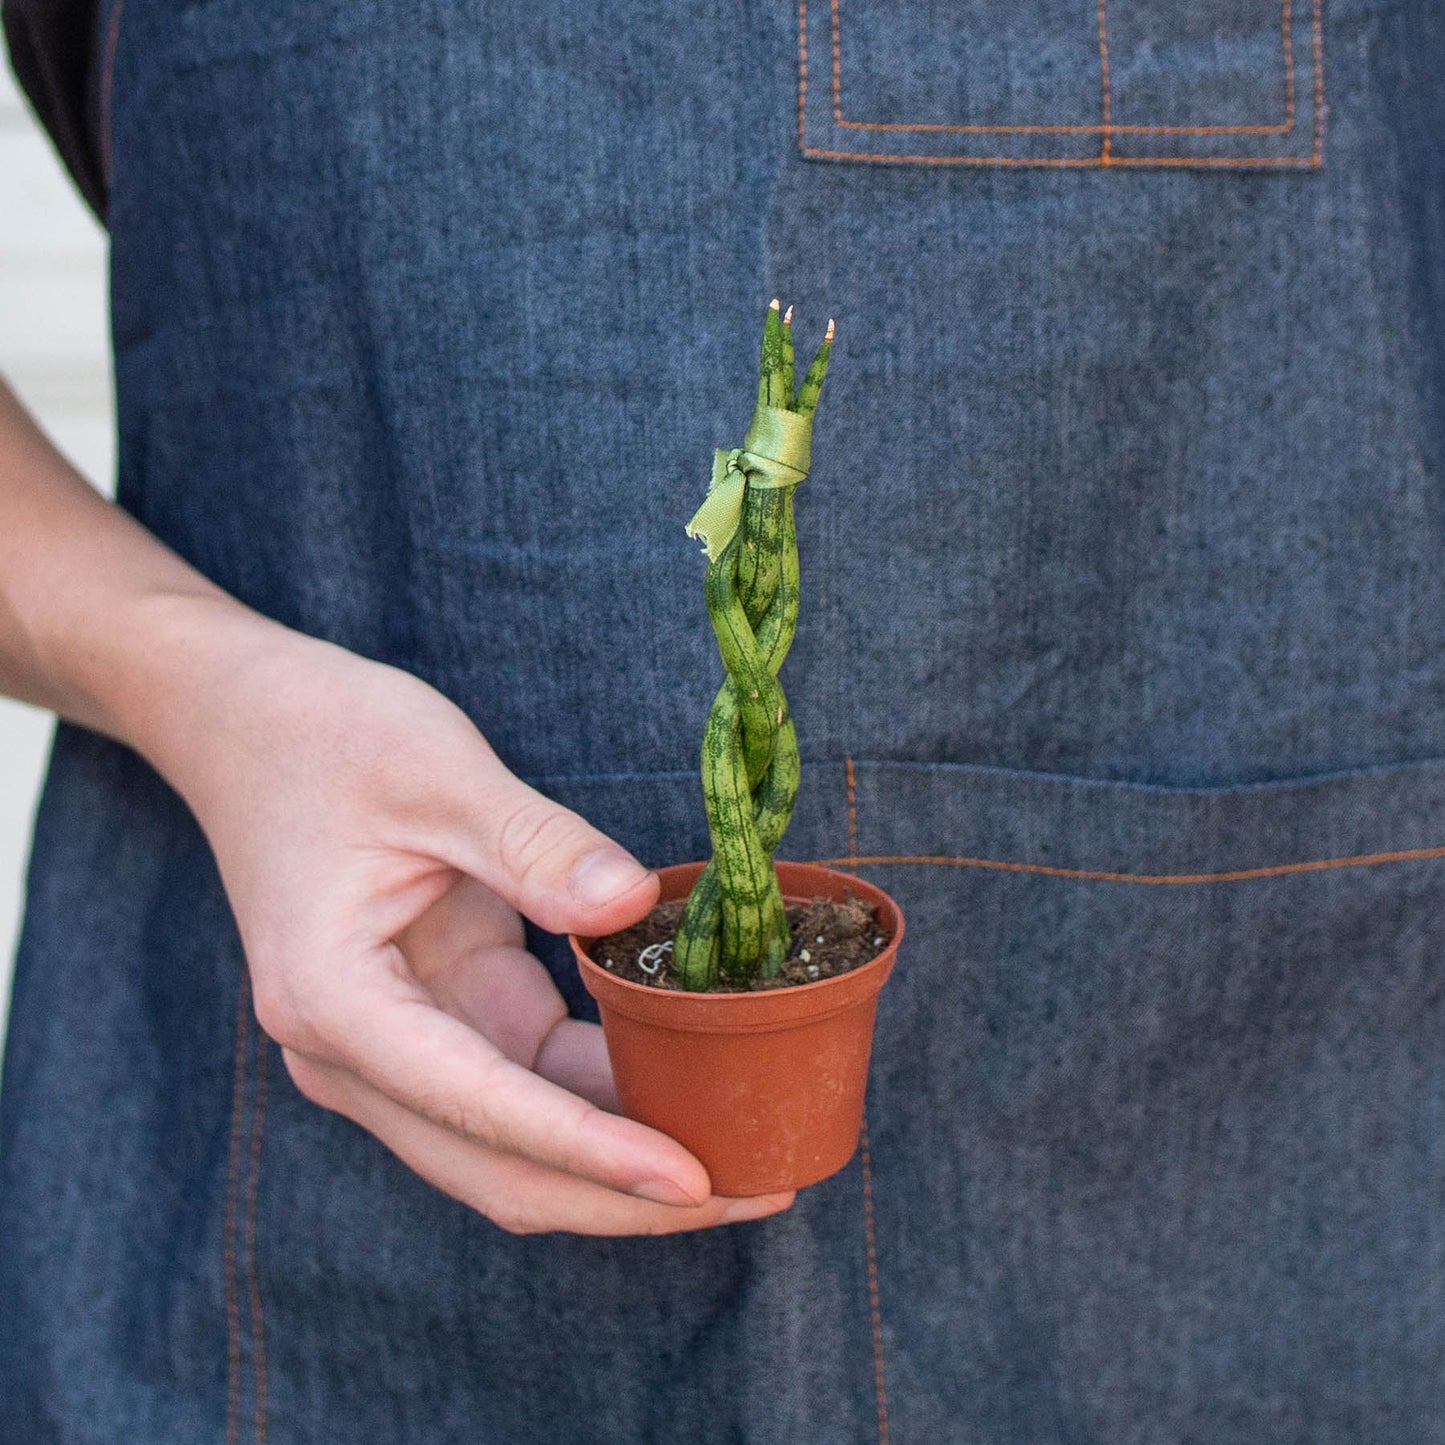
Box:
675;300;834;990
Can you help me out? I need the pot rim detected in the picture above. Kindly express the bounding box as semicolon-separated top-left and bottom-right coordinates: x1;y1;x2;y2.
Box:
569;860;904;1032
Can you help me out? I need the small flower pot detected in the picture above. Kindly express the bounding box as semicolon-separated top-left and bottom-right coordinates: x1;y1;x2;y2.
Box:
569;860;904;1197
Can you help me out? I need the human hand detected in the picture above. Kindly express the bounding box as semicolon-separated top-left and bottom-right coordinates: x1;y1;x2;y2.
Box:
148;603;795;1235
0;381;790;1232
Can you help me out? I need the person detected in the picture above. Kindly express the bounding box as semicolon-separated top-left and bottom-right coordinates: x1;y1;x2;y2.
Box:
3;0;1443;1439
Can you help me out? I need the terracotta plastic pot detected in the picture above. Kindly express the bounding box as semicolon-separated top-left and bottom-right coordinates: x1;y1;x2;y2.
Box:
569;860;904;1197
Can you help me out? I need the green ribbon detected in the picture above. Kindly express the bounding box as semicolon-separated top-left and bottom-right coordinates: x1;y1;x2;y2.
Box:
684;405;813;562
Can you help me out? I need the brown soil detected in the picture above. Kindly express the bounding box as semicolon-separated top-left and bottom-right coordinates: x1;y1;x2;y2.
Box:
589;891;891;993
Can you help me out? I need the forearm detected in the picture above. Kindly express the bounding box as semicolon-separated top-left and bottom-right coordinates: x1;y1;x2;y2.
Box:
0;372;276;777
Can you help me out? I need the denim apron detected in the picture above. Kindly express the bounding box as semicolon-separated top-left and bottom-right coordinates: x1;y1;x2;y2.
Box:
4;0;1445;1439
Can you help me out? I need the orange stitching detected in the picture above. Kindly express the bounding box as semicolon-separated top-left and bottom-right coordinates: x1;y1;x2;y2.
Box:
811;841;1445;885
246;1037;269;1445
1097;0;1113;163
798;150;1105;167
224;979;249;1445
845;755;859;869
843;760;890;1444
797;148;1321;167
825;0;1296;137
1310;0;1324;164
1109;153;1318;167
99;0;125;189
797;0;809;152
801;0;1324;166
830;0;843;128
860;1112;891;1445
1282;0;1296;134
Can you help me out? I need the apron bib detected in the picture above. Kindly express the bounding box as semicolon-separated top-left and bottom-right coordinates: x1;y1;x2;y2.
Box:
4;0;1445;1438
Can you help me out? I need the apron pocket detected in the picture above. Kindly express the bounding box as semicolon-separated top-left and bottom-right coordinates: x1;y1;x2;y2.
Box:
832;755;1445;1438
797;0;1326;169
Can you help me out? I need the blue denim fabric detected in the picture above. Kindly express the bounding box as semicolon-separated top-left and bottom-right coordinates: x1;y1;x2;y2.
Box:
4;0;1445;1439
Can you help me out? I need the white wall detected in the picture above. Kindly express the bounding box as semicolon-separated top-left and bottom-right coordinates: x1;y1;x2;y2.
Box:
0;61;115;1049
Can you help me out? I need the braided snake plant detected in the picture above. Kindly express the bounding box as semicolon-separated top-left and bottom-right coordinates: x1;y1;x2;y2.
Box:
675;299;834;990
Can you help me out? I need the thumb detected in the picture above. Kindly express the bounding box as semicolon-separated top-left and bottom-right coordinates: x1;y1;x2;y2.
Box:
452;761;660;937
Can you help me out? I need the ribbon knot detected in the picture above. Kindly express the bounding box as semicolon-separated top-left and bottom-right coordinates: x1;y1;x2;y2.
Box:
684;405;814;562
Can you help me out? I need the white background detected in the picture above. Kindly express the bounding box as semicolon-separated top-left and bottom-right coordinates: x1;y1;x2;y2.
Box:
0;60;116;1050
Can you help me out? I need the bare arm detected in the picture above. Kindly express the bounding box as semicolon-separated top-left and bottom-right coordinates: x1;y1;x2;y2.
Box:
0;374;230;737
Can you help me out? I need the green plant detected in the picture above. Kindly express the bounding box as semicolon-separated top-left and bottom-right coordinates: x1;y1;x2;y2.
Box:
674;299;834;991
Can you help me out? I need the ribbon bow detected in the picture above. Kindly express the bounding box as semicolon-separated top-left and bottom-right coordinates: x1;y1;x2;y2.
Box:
684;404;813;562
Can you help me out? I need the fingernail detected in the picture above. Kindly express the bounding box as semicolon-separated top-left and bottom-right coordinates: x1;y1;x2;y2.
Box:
570;849;652;909
632;1178;704;1207
721;1194;795;1223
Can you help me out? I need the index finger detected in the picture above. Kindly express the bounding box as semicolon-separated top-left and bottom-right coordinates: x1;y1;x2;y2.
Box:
286;1049;794;1236
310;954;714;1206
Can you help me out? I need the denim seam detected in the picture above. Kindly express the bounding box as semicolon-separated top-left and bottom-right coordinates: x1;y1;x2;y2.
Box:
224;974;270;1445
860;1113;891;1445
845;755;860;869
1097;0;1113;163
99;0;125;189
224;978;250;1445
798;0;1325;167
810;844;1445;886
246;1036;270;1445
844;758;891;1444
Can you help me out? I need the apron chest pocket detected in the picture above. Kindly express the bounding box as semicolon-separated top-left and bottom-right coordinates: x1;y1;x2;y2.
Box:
797;0;1325;169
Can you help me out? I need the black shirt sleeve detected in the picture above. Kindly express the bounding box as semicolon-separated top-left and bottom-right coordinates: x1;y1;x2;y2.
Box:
2;0;106;226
